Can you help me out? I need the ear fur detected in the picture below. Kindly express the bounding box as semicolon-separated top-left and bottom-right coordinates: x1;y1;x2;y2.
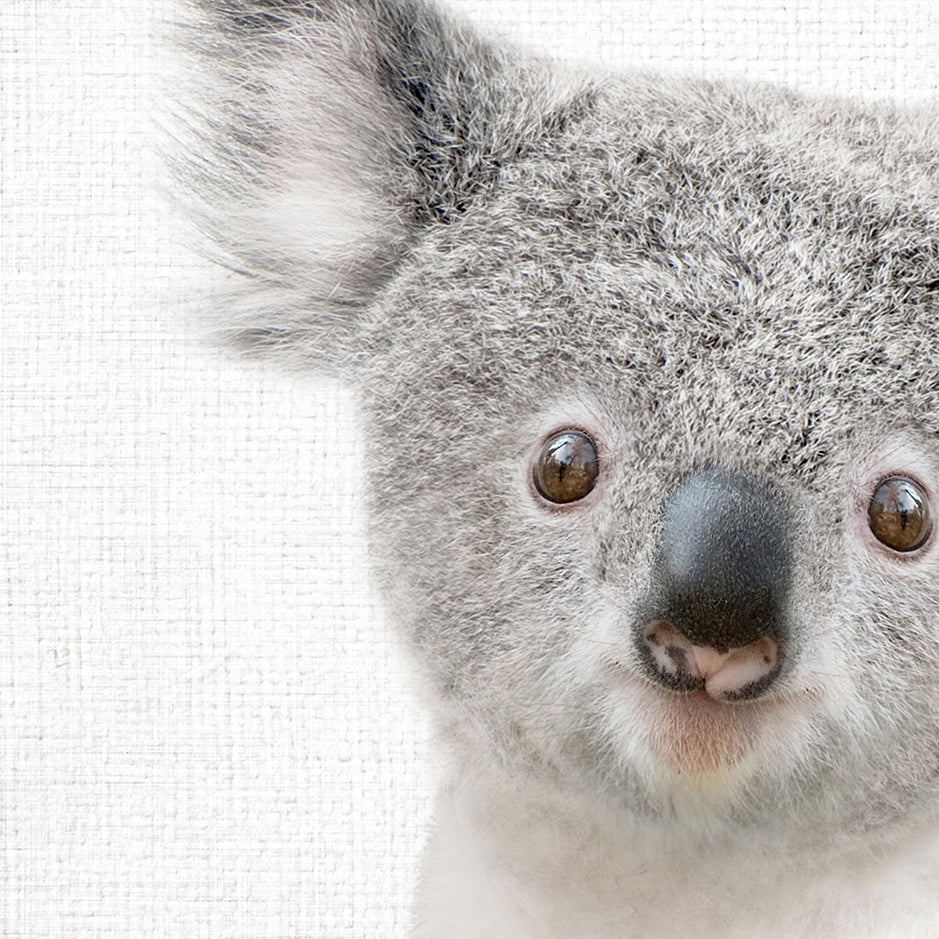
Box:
172;0;580;369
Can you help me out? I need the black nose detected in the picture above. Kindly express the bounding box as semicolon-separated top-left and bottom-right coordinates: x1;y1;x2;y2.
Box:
638;470;792;697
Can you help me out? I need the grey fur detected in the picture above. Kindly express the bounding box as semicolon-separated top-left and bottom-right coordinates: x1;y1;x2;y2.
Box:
175;1;939;934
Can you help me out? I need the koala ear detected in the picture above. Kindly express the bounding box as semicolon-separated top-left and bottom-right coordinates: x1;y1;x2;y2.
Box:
173;0;573;368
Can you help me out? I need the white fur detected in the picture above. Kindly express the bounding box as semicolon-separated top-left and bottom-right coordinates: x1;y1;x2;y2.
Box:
417;772;939;938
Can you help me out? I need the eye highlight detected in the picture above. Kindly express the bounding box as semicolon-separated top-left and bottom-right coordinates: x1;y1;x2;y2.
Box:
867;476;932;553
533;430;599;504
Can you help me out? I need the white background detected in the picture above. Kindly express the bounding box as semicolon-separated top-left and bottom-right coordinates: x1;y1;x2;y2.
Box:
3;1;939;936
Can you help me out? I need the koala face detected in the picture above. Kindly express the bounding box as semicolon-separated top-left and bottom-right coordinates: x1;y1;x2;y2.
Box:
179;0;939;874
348;79;939;848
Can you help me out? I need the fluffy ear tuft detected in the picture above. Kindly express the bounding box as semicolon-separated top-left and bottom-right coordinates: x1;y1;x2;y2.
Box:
170;0;579;369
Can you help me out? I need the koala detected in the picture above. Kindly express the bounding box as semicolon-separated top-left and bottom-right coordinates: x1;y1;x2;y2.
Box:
176;0;939;935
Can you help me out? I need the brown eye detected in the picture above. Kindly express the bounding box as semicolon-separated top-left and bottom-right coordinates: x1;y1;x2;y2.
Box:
868;476;932;552
533;431;599;504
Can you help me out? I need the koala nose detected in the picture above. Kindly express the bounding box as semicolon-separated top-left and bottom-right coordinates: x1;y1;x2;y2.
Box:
638;470;792;700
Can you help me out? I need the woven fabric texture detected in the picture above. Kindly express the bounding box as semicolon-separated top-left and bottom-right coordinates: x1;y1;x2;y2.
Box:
2;1;938;935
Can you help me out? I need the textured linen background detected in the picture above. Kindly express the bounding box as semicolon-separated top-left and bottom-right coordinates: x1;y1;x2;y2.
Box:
2;1;938;936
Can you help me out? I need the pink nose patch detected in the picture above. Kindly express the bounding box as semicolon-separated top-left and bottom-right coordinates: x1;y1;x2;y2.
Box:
643;620;779;700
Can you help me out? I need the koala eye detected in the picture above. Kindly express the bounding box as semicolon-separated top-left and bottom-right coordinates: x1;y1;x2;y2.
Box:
867;476;932;553
533;431;599;504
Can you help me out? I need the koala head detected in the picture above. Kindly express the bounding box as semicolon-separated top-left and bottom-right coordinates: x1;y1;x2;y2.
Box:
178;0;939;857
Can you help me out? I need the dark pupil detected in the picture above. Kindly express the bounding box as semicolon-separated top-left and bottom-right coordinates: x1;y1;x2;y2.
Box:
868;477;931;551
535;432;599;503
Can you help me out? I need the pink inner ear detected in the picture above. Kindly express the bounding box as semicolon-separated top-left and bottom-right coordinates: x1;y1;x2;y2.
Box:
226;33;408;256
230;68;408;307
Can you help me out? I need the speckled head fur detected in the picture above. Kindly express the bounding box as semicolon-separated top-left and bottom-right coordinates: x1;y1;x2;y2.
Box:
177;0;939;932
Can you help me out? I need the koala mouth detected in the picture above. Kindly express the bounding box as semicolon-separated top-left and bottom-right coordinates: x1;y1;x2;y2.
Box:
607;624;802;777
608;640;791;777
643;620;781;701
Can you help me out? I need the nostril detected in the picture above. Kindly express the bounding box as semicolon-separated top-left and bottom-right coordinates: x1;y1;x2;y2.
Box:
696;636;779;699
642;619;781;700
643;620;700;690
